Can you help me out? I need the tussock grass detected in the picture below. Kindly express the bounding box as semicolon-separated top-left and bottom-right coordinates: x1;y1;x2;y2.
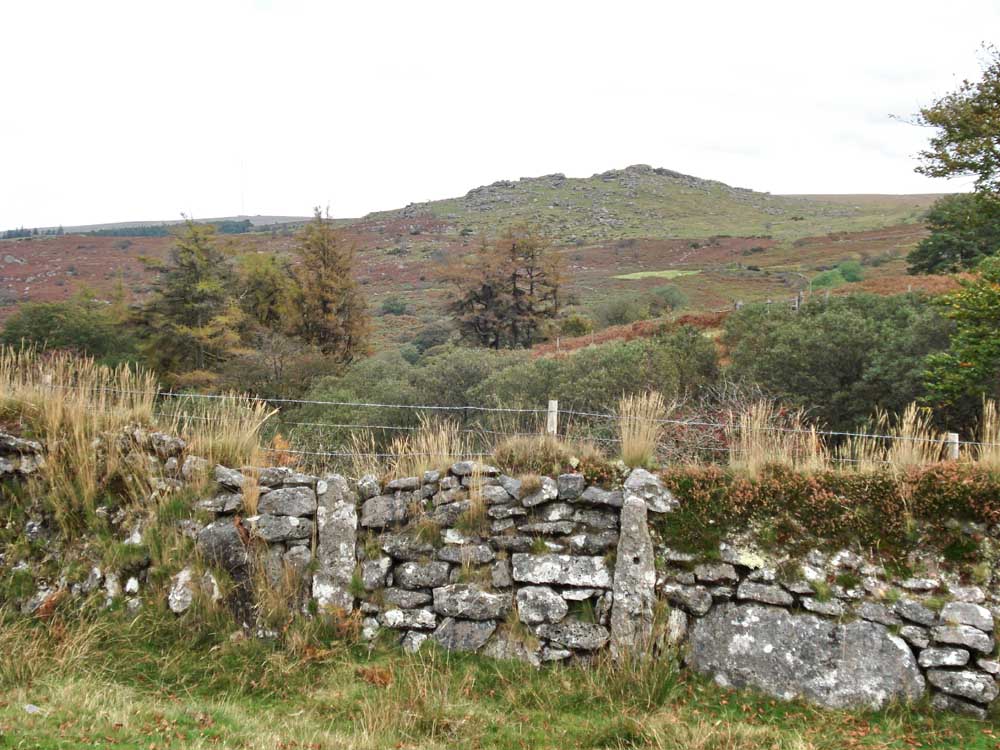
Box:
389;415;466;480
726;400;827;474
0;347;160;533
977;398;1000;471
161;392;275;468
619;390;666;468
493;434;605;475
837;403;946;474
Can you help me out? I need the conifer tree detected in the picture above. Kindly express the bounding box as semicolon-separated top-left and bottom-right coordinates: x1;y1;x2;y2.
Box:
137;219;246;384
447;225;563;349
290;209;369;364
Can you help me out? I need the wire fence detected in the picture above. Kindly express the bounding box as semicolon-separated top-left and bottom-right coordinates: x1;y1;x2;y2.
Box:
44;382;999;476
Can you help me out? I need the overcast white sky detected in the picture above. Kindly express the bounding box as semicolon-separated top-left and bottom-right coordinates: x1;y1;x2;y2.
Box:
2;0;998;228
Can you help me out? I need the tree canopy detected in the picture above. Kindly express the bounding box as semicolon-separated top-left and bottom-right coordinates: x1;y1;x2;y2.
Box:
907;193;1000;273
915;45;1000;194
724;294;952;431
447;226;563;349
924;256;1000;409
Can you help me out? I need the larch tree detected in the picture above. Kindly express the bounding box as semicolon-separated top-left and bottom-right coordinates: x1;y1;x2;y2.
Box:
290;209;370;364
136;219;246;385
447;225;563;349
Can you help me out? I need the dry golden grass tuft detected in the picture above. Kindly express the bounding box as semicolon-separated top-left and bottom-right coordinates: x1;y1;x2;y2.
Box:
836;402;945;474
726;400;827;474
618;390;666;468
389;415;467;480
976;398;1000;471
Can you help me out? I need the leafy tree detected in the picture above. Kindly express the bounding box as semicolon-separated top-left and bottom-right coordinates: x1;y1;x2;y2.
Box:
915;46;1000;194
724;294;952;431
559;313;594;337
235;252;295;329
647;284;688;314
907;193;1000;273
135;220;246;384
1;293;139;367
924;256;1000;408
595;296;650;327
290;209;370;364
447;225;563;349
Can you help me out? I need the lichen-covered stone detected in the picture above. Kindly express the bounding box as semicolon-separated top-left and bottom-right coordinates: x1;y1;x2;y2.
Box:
927;669;999;704
356;475;380;500
433;500;470;526
386;476;421;492
197;520;248;571
312;475;357;612
168;568;195;614
213;465;246;490
248;514;313;542
565;531;619;555
394;561;450;589
899;625;930;649
694;563;739;585
736;582;794;607
197;493;244;514
491;558;512;588
557;474;586;500
918;647;970;668
801;598;844;617
516;585;568;625
518;521;577;535
610;496;656;658
623;468;676;513
360;494;409;528
856;601;902;627
384;587;432;608
380;532;435;561
380;608;437;630
481;485;512;506
931;625;995;654
432;617;496;652
537;619;610;650
572;509;618;530
401;630;429;653
432;584;510;620
511;553;612;588
575;485;623;508
894;599;937;627
940;602;994;632
258;486;316;517
660;583;713;616
689;603;924;710
362;558;392;590
437;543;495;565
498;475;521;499
521;477;558;507
488;505;527;519
481;629;541;666
258;467;316;488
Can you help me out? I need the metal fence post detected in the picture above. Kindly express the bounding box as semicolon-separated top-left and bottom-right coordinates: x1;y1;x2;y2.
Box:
547;399;558;436
945;432;960;461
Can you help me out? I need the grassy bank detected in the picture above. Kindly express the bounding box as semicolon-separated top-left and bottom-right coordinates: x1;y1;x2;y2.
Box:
1;606;995;750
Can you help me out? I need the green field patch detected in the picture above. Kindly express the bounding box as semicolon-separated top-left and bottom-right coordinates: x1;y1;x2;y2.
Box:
613;269;701;281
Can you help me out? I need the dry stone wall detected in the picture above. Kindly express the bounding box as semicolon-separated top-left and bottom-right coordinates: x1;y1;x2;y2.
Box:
5;429;999;720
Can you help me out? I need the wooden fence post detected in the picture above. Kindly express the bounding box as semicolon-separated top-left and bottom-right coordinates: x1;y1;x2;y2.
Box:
945;432;960;461
547;399;559;436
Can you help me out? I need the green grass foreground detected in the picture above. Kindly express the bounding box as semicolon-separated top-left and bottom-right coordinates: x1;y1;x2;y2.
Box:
1;607;997;750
